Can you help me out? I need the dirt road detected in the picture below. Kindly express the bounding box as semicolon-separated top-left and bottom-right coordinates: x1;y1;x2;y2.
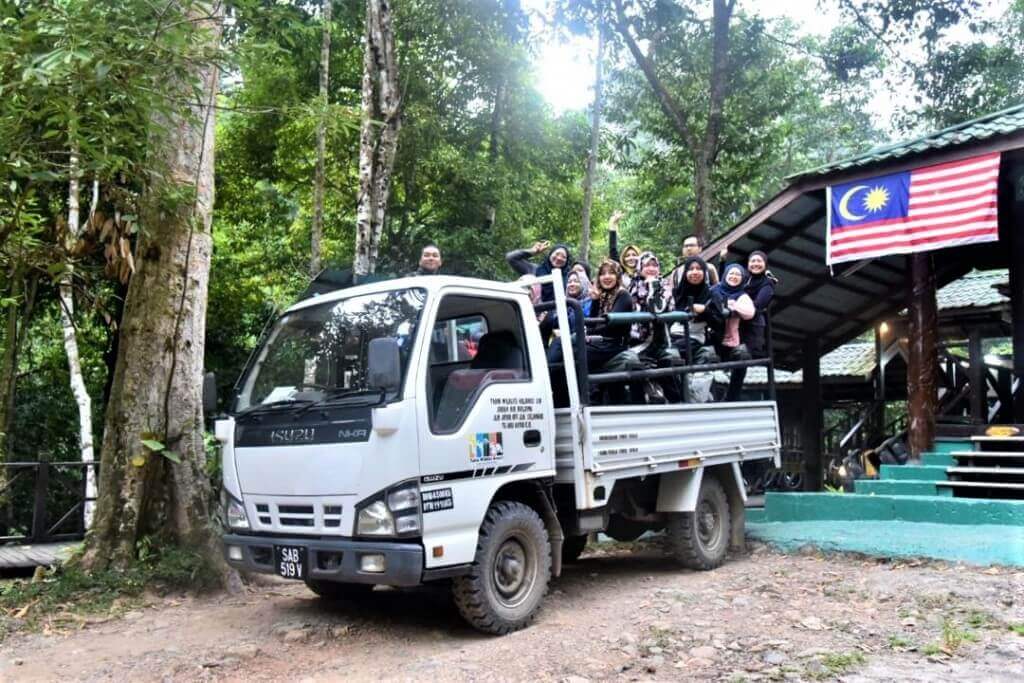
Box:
2;542;1022;681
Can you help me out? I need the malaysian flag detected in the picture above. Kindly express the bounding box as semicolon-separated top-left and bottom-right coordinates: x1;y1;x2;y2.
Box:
826;152;1001;265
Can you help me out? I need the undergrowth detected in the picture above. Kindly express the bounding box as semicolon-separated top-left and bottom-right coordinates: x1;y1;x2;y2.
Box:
0;542;220;641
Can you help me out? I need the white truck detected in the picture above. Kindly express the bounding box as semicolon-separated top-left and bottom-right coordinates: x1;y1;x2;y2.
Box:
216;270;780;634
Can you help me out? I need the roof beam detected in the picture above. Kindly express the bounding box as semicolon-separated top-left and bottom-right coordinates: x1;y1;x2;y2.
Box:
730;244;887;300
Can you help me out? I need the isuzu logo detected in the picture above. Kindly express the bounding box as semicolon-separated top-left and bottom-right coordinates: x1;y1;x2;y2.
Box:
270;427;316;444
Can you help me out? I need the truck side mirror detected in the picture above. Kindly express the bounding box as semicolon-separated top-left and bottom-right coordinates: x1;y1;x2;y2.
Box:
367;337;401;392
202;371;218;415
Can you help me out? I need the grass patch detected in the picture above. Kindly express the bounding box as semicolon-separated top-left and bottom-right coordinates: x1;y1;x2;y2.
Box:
941;618;978;652
1009;623;1024;636
808;651;866;679
888;635;911;649
0;543;220;641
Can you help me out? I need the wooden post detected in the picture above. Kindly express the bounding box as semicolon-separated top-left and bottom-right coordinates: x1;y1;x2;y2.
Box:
907;253;938;460
801;336;823;491
1010;188;1024;422
872;325;886;439
968;327;986;424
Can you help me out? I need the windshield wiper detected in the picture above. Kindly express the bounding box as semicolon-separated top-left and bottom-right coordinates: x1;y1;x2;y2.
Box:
294;388;386;415
236;398;315;419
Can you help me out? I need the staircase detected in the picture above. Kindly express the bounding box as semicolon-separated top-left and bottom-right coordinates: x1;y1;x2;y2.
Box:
746;434;1024;566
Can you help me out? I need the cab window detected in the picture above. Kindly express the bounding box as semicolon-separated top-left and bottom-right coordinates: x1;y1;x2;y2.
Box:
427;296;530;433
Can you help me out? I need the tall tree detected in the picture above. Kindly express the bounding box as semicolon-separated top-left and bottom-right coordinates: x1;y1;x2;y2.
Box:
310;0;332;277
354;0;401;276
611;0;736;244
82;1;227;575
60;148;96;525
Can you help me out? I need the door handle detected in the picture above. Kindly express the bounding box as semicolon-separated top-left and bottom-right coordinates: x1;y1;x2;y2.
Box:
523;429;541;447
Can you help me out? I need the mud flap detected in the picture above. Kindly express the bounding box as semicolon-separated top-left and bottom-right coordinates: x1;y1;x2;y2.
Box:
656;468;703;512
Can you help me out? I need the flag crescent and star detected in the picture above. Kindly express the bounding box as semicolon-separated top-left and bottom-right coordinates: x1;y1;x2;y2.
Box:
826;152;1001;265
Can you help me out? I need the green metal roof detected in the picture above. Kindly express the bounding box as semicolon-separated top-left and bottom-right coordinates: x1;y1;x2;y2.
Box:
790;103;1024;181
935;269;1009;311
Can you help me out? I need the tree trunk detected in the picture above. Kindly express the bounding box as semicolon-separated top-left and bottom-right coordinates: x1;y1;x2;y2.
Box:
354;0;401;276
310;0;331;278
81;2;228;578
580;27;605;265
61;148;96;526
611;0;734;244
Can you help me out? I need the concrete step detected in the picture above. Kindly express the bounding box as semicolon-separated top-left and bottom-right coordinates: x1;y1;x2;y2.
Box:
922;452;956;467
936;480;1024;492
948;466;1024;476
880;464;949;481
854;479;951;496
761;492;1024;526
933;438;973;454
951;450;1024;460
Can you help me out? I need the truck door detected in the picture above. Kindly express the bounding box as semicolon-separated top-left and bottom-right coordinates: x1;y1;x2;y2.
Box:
416;290;554;567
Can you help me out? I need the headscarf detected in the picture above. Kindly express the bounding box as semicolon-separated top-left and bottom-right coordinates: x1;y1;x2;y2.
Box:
712;263;748;300
595;260;626;316
535;242;573;301
629;251;662;306
567;269;592;304
572;260;592;280
619;244;640;277
673;256;711;310
745;250;778;298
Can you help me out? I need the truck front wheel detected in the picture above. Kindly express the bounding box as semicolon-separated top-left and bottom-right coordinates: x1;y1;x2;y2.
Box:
452;501;551;634
665;476;731;570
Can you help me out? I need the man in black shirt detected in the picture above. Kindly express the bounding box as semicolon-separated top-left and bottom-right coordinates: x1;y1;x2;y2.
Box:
411;244;443;275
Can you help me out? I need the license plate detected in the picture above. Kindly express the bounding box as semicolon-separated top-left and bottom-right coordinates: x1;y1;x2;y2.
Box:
274;545;307;579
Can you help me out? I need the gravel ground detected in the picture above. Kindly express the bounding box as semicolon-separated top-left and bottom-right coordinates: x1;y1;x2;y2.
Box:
1;540;1023;682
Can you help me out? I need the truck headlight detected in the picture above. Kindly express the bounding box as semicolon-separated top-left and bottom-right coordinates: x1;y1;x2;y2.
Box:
225;496;249;530
387;485;420;511
357;500;394;535
355;480;421;537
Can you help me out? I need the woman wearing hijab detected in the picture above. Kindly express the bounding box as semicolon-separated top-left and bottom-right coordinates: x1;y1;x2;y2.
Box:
607;211;640;287
505;240;573;303
545;269;595;364
670;256;720;365
627;252;672;348
709;263;756;401
741;250;777;359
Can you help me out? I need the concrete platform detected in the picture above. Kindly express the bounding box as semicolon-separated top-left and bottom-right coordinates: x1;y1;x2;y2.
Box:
747;520;1024;566
762;492;1024;525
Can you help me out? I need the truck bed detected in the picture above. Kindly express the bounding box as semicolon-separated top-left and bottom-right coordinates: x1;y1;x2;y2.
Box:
554;401;781;508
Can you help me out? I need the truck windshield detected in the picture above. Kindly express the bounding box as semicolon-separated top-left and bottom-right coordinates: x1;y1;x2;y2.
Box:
234;288;427;412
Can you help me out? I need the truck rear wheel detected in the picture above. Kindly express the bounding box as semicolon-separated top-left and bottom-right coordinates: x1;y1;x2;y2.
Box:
666;476;731;570
452;501;551;635
305;579;374;600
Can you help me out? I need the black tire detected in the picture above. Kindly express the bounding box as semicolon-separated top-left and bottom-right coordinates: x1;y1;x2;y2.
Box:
561;534;588;563
666;476;731;570
452;501;551;635
305;579;374;600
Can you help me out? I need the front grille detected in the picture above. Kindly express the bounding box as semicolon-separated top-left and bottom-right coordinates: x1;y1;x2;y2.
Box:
246;498;346;534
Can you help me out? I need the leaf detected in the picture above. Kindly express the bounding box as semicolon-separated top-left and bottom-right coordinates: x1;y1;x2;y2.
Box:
140;438;165;452
159;450;182;464
131;454;146;467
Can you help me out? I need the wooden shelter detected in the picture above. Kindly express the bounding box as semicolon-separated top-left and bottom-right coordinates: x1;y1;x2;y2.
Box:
705;104;1024;489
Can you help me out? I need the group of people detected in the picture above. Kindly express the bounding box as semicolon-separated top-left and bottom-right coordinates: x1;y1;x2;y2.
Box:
407;217;777;404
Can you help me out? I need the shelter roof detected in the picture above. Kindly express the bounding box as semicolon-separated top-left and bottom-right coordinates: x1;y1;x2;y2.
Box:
706;106;1024;371
790;104;1024;182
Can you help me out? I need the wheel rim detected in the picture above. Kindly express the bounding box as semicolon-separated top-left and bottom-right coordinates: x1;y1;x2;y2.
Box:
696;498;723;550
491;535;536;608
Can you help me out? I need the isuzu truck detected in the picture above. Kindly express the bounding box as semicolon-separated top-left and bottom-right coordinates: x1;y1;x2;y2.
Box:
217;270;780;634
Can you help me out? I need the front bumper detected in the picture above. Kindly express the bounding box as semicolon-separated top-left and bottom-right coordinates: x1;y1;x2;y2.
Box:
222;533;424;587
